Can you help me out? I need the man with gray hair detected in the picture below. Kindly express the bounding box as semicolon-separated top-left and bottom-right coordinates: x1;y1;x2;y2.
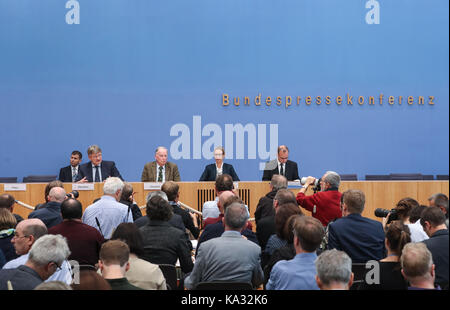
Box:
76;144;123;183
82;177;133;239
315;249;354;290
28;187;66;229
401;242;439;290
255;175;288;224
184;202;263;289
0;234;71;289
141;146;181;182
296;171;342;226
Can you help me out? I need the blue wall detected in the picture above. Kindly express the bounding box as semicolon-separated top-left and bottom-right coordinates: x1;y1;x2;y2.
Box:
0;0;448;181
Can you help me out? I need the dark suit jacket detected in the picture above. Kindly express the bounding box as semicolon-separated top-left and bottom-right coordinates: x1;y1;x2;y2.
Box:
423;229;449;288
76;161;123;182
199;163;240;181
59;165;79;182
262;159;299;181
141;161;180;182
256;215;276;252
327;213;385;263
27;202;63;229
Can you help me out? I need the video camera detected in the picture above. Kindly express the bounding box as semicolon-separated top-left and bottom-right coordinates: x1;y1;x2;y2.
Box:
374;208;398;224
66;190;79;199
300;177;322;193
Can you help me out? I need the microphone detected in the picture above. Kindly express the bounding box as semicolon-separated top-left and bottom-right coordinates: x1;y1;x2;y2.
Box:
95;217;104;237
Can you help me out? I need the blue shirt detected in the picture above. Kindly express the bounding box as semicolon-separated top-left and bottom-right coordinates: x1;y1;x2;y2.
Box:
266;252;319;290
82;195;133;239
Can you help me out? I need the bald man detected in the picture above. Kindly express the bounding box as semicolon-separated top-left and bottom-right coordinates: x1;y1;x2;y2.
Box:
28;187;66;228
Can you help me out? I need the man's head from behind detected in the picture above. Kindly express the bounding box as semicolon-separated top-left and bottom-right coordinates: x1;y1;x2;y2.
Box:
27;234;70;281
420;206;447;237
315;249;353;290
218;191;236;213
43;180;64;203
292;216;324;253
273;189;297;211
161;181;180;202
98;240;130;277
270;174;288;192
146;195;173;222
401;242;435;289
61;199;83;220
103;177;124;201
47;187;67;204
215;173;234;193
341;189;365;216
224;202;249;232
0;194;15;212
320;171;341;191
12;219;47;256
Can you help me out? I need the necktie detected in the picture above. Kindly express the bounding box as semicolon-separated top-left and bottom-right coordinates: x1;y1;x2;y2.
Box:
94;166;101;182
72;167;77;182
280;164;284;176
158;166;163;182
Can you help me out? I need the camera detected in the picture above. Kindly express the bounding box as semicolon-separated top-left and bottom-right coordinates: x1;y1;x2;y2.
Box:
374;208;398;224
300;177;321;193
66;190;79;199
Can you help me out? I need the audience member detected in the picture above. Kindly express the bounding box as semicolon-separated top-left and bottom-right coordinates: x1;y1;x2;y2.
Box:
111;223;166;290
262;145;300;181
266;216;324;290
384;197;428;242
0;208;18;262
34;180;65;210
185;202;263;289
262;202;303;266
82;177;133;239
428;193;449;228
28;187;66;229
98;240;143;290
263;214;300;286
201;174;234;220
34;281;72;290
3;219;72;284
202;190;235;228
0;234;70;290
315;249;354;290
119;182;143;222
410;205;428;224
58;150;83;183
254;175;287;224
359;221;410;290
71;270;111;290
328;189;385;263
420;207;449;289
139;196;193;273
0;193;24;224
141;146;180;182
196;196;258;256
401;242;440;290
48;199;105;267
76;145;123;183
0;249;5;269
256;189;297;251
162;181;199;239
296;171;342;226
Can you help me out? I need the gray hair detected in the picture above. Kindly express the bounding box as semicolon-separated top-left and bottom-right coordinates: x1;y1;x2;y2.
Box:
34;281;72;290
401;242;433;279
155;146;168;154
316;249;352;286
28;234;71;267
87;145;102;155
271;174;288;191
103;177;124;195
224;202;249;230
48;187;67;203
323;171;341;188
146;190;168;202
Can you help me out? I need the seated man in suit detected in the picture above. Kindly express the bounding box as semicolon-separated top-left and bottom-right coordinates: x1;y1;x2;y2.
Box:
76;145;123;183
262;145;299;181
199;146;240;181
327;189;385;263
141;146;180;182
58;150;83;182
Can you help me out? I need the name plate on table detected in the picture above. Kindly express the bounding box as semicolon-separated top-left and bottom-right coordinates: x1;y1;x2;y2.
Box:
288;181;302;188
144;182;162;190
4;183;27;191
72;183;95;191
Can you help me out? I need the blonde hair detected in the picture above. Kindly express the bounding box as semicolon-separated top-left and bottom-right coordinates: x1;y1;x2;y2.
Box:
0;208;17;230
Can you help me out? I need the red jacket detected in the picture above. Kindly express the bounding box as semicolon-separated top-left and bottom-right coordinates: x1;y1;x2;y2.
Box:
296;190;342;226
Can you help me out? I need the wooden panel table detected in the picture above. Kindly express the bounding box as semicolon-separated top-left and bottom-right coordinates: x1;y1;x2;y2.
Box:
1;181;448;224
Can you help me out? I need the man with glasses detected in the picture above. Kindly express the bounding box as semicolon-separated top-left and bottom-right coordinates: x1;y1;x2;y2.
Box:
0;234;70;290
76;145;123;183
262;145;300;181
2;219;73;285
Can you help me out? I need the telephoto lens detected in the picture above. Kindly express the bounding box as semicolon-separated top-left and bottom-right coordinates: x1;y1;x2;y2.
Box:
374;208;390;218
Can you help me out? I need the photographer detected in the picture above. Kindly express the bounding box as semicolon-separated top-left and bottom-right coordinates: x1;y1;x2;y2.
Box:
296;171;342;227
